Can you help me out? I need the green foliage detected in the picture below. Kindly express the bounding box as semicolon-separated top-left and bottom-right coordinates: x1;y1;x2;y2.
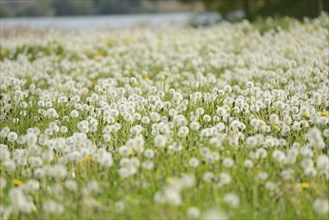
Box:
0;3;15;17
94;0;155;15
1;0;328;18
52;0;93;16
253;0;329;19
180;0;329;20
0;0;157;17
16;0;54;17
252;16;292;34
0;42;65;62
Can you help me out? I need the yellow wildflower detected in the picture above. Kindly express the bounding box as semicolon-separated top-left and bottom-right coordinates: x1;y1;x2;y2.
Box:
166;177;174;184
106;39;114;47
125;37;134;44
129;151;136;157
321;112;329;117
1;48;9;58
301;113;309;119
299;182;310;189
95;49;105;57
84;155;92;161
12;179;23;186
272;125;281;132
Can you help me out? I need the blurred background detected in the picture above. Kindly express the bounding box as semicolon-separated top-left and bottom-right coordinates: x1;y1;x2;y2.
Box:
0;0;328;29
0;0;202;17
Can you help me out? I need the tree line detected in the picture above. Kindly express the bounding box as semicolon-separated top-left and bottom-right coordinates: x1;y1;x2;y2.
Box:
1;0;328;19
180;0;328;20
0;0;159;17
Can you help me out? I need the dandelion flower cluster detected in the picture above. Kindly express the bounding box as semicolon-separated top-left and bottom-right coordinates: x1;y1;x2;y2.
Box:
0;13;329;219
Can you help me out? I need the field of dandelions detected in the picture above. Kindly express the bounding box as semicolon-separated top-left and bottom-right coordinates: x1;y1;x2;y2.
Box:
0;13;329;220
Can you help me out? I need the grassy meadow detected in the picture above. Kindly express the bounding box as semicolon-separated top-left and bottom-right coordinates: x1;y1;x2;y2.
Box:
0;14;329;219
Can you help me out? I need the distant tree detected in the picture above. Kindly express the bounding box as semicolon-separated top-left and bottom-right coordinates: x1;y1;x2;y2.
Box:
52;0;93;16
180;0;255;19
0;0;54;17
0;4;15;17
94;0;135;14
179;0;328;20
17;0;54;17
254;0;328;19
94;0;154;15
